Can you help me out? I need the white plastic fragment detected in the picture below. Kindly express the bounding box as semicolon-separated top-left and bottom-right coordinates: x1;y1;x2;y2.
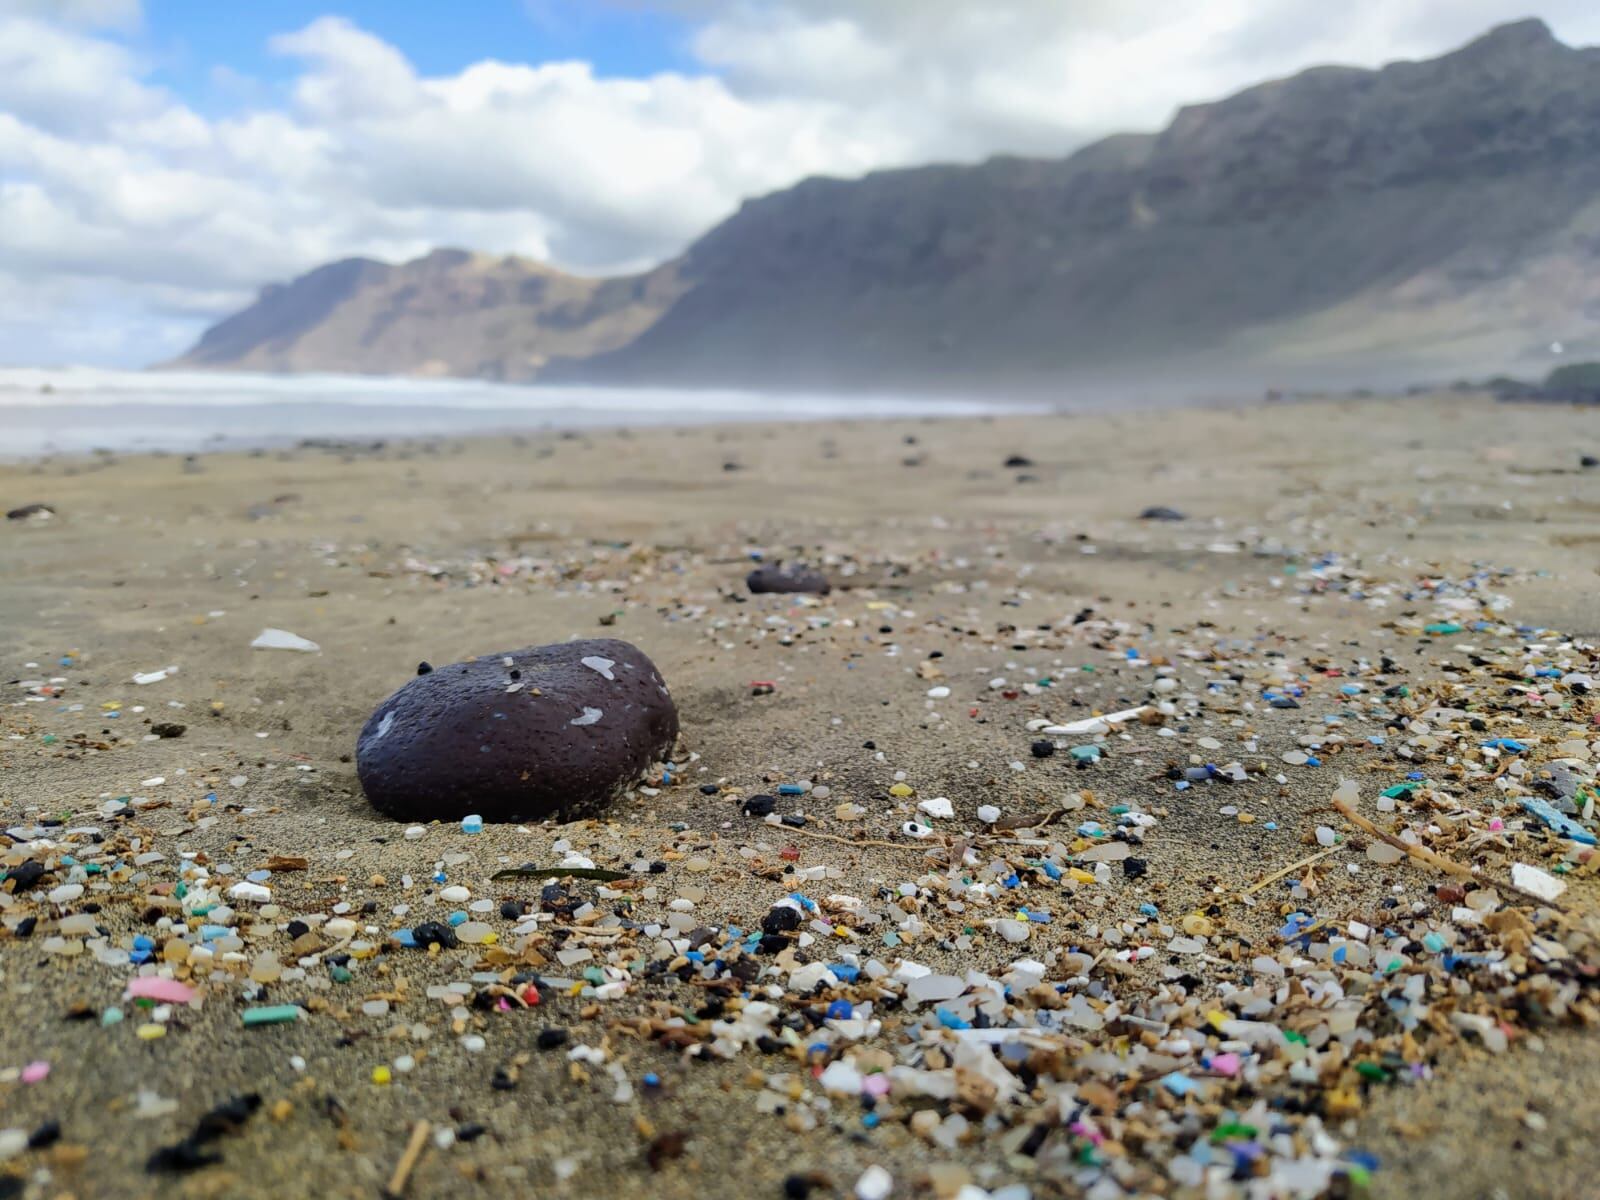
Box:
1041;706;1148;736
251;628;320;653
1511;862;1567;901
855;1166;893;1200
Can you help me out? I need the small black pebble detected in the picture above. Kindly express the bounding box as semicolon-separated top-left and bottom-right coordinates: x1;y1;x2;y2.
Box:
416;661;433;675
742;794;776;817
490;1067;517;1091
1031;739;1055;758
147;1140;223;1173
1123;858;1148;879
699;783;720;795
286;920;309;939
537;1028;570;1050
28;1120;61;1149
411;921;458;949
761;904;802;934
4;860;47;890
456;1122;488;1142
500;900;524;920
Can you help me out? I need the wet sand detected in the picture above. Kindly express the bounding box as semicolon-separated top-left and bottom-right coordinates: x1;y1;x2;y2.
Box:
4;395;1600;1199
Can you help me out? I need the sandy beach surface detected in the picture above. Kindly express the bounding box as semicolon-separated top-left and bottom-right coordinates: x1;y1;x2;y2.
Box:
4;395;1600;1200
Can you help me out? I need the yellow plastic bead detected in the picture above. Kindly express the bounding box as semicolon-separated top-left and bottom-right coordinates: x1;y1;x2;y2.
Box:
888;783;913;798
135;1023;166;1040
1067;868;1096;885
371;1066;392;1085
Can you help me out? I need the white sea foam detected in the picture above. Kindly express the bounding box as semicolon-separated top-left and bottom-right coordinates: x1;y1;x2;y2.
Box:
0;366;1038;457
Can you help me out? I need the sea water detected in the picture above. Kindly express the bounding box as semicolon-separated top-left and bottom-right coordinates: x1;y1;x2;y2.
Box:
0;367;1040;458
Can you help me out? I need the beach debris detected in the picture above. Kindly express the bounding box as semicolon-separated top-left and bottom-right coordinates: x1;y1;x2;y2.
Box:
131;665;178;685
5;502;54;521
356;638;678;822
1002;454;1034;467
250;627;321;652
1511;862;1567;902
1138;505;1186;520
491;865;629;882
384;1120;432;1197
1039;706;1148;735
747;563;831;595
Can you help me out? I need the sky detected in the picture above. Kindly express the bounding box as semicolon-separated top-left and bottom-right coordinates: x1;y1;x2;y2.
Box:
4;1;1600;368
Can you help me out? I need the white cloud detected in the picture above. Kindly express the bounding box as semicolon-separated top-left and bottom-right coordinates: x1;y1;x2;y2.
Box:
0;0;140;29
2;1;1600;366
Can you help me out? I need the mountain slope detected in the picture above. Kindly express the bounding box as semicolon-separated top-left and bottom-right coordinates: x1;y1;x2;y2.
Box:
170;20;1600;390
168;249;681;380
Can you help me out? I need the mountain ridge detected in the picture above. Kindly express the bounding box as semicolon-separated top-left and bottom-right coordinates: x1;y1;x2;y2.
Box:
167;19;1600;390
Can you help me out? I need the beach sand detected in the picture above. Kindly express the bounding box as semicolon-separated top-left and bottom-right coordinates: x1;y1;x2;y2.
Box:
4;395;1600;1199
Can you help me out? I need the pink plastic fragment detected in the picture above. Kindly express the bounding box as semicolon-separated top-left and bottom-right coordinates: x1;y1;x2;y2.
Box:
1209;1052;1242;1076
126;977;197;1004
21;1060;50;1084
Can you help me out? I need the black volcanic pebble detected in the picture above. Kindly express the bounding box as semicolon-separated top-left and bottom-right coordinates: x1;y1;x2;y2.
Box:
5;503;54;521
356;638;678;823
4;859;48;891
761;902;803;936
746;564;831;595
742;794;776;817
1139;506;1187;521
412;921;458;949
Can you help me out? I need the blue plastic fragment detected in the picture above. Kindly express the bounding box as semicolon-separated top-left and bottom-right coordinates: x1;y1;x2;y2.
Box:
1519;797;1596;845
1481;738;1526;752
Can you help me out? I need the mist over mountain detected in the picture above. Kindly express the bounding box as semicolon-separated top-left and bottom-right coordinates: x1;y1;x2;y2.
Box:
168;20;1600;391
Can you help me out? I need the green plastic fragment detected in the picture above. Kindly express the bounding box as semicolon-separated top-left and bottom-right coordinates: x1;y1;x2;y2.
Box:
1380;784;1418;799
242;1004;301;1026
1423;622;1462;635
1355;1061;1389;1081
329;965;353;983
1209;1123;1259;1144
